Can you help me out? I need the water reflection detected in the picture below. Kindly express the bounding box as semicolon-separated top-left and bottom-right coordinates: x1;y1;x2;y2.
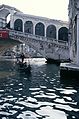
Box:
0;58;79;119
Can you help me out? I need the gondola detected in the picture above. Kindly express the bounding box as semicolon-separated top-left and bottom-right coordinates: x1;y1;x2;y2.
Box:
17;61;31;74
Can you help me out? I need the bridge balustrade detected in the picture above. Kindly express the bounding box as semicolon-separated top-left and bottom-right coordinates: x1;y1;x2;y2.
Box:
9;30;68;46
9;30;69;51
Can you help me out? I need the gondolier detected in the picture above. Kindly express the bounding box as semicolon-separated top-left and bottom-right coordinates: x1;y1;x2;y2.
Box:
20;53;25;63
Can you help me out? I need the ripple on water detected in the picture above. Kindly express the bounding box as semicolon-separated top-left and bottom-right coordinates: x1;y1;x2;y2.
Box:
17;110;41;119
0;59;79;119
15;100;39;108
34;93;58;99
27;97;37;103
40;86;47;89
63;96;72;101
13;105;24;110
55;88;77;95
54;98;77;106
36;106;67;119
29;88;41;91
55;103;79;112
60;89;77;95
0;90;4;92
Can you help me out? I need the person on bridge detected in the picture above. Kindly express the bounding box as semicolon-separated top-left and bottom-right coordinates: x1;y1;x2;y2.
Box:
20;53;26;63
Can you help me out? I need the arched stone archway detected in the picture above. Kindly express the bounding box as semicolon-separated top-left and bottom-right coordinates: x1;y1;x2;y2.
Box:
0;4;23;29
24;21;33;34
0;8;10;28
35;22;45;36
46;25;56;39
58;27;68;41
14;19;23;32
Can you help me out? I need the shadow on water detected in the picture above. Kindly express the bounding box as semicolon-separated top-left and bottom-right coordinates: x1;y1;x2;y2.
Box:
60;71;79;88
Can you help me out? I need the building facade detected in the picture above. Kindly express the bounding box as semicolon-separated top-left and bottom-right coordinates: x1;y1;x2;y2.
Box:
69;0;79;64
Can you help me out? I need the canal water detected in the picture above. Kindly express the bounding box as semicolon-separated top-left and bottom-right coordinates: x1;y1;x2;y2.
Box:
0;58;79;119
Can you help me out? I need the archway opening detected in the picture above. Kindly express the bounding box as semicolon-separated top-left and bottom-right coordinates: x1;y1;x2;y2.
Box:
14;19;23;32
24;21;33;34
58;27;68;41
46;25;56;39
35;22;45;36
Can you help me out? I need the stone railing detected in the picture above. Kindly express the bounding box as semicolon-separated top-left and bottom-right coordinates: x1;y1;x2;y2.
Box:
9;30;68;47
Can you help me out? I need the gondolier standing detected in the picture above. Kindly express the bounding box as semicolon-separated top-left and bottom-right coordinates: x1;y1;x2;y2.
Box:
20;53;25;63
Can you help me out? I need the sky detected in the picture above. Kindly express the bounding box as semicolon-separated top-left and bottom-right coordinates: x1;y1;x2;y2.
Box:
0;0;69;21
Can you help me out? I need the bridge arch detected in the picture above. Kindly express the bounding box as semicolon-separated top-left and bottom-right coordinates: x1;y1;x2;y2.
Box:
46;25;56;39
0;8;10;28
24;21;33;34
0;4;22;28
14;19;23;32
35;22;45;36
58;27;68;41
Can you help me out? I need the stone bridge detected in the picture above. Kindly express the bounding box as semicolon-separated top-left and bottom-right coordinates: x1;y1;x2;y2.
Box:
9;30;69;62
0;4;70;62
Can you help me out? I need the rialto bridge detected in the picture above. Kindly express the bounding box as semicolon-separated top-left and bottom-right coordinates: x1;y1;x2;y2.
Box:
0;4;70;62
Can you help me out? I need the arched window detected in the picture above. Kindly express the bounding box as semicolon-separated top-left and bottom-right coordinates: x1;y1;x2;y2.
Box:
58;27;68;41
35;22;45;36
46;25;56;39
14;19;23;32
24;21;33;34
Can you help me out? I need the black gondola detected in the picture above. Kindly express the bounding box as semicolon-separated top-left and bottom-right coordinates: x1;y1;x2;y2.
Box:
17;61;31;74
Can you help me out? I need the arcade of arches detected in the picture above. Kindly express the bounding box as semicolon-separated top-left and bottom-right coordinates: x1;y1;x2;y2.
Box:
14;19;68;41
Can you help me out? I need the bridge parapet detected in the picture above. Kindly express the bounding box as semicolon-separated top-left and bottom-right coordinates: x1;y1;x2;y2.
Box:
9;30;68;47
9;30;70;61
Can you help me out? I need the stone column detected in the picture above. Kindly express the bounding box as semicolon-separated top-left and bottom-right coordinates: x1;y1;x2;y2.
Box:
33;24;35;35
76;15;79;65
10;10;15;29
0;18;3;27
23;21;24;33
56;28;58;41
69;32;73;60
45;26;46;37
2;18;6;28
